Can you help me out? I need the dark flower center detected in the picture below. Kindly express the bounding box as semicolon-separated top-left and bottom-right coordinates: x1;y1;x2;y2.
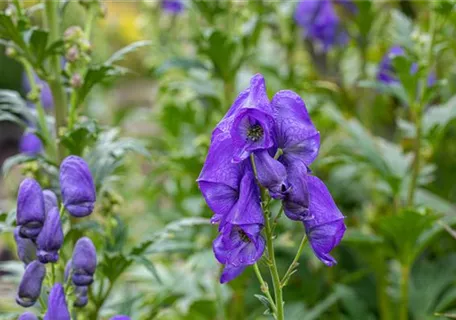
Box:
247;125;263;142
237;228;250;243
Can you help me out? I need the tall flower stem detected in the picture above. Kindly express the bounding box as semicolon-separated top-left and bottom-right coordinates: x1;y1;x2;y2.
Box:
399;264;410;320
44;0;68;162
253;263;277;313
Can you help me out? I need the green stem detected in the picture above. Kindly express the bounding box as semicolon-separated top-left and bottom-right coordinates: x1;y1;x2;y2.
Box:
399;264;410;320
223;79;234;109
44;0;68;162
281;234;307;287
253;263;277;314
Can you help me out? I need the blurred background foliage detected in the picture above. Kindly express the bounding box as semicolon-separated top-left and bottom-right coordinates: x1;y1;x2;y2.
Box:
1;0;456;319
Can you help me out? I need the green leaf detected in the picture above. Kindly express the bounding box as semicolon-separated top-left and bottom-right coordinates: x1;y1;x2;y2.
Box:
302;290;343;320
60;119;100;156
423;95;456;135
27;28;48;64
105;40;152;65
0;13;28;53
131;255;162;284
1;154;36;176
253;294;273;315
155;58;208;76
0;89;33;127
99;251;132;283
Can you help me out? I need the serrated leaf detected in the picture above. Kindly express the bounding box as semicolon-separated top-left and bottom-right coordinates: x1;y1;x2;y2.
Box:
27;28;48;64
0;13;28;52
60;119;99;155
0;89;33;127
131;255;162;284
254;294;273;315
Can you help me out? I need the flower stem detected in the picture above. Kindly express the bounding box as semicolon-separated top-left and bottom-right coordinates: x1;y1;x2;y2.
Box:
281;234;307;287
253;263;277;314
44;0;68;162
399;264;410;320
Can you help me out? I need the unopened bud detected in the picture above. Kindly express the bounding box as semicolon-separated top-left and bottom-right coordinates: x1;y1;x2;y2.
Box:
70;73;83;88
5;46;17;58
64;26;84;42
66;46;80;62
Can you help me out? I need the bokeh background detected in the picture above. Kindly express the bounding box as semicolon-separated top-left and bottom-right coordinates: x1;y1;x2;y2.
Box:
1;1;456;319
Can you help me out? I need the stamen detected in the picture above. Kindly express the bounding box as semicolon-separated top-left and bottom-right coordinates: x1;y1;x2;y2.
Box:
247;124;263;142
237;228;250;243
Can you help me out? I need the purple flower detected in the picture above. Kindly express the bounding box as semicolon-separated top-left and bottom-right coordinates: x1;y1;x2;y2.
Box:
14;227;36;266
303;176;346;266
294;0;348;51
16;178;46;239
22;72;54;110
74;285;89;307
161;0;184;14
43;189;58;213
72;237;97;286
60;156;96;217
16;260;46;307
110;316;131;320
19;132;43;155
36;207;63;263
215;74;275;163
334;0;358;13
44;284;70;320
18;312;38;320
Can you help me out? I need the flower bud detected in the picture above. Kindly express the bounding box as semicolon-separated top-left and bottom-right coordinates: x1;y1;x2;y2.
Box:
63;26;83;42
5;45;17;58
18;312;38;320
19;133;43;156
16;178;46;239
70;73;83;88
60;156;96;217
65;45;80;62
44;283;70;320
36;207;64;263
43;189;58;213
14;227;36;266
16;261;46;307
74;286;89;307
72;237;97;286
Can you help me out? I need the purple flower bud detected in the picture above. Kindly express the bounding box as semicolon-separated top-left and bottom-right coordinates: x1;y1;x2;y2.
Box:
16;261;46;307
72;237;97;286
74;285;89;308
19;133;43;155
60;156;96;217
22;73;54;110
36;207;63;263
43;189;58;213
17;178;46;239
161;0;184;14
64;259;72;282
14;227;36;266
44;284;71;320
18;312;38;320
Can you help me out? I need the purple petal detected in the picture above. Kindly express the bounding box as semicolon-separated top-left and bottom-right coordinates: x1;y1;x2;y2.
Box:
43;189;58;213
14;227;36;266
16;178;46;239
60;156;96;217
19;133;43;155
304;176;346;266
377;46;405;84
272;90;320;167
44;284;70;320
74;286;89;308
16;261;46;307
254;150;288;199
161;0;184;14
36;207;63;263
220;264;246;284
19;312;38;320
72;237;97;286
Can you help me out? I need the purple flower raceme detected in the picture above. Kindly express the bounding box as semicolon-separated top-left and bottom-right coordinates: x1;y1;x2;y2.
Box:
16;260;46;307
18;312;38;320
19;132;43;155
60;155;96;217
72;237;97;286
161;0;184;14
44;284;70;320
14;227;36;266
43;189;58;213
36;207;64;263
294;0;348;51
16;178;46;239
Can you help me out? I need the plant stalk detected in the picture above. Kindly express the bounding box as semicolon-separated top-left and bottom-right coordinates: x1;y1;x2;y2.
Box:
281;234;307;287
399;264;410;320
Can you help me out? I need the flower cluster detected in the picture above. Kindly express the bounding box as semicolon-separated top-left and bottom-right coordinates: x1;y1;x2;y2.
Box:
198;74;346;283
161;0;185;14
294;0;356;51
14;156;99;318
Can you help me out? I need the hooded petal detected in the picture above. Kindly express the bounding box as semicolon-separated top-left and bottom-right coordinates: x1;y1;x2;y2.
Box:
19;133;43;155
272;90;320;167
36;207;64;263
16;260;46;307
282;161;312;221
254;150;288;199
18;312;38;320
304;176;346;266
60;156;96;217
72;237;97;286
44;284;70;320
43;189;58;213
14;227;36;266
16;178;46;239
74;285;89;308
377;46;405;84
220;264;246;284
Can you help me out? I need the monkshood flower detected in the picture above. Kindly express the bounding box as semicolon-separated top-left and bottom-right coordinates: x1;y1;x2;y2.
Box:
60;155;96;217
36;207;64;263
215;74;275;163
19;132;43;155
43;189;58;213
161;0;184;14
303;176;346;266
22;72;54;110
110;316;131;320
16;178;46;239
44;284;70;320
18;312;38;320
294;0;348;51
72;237;97;286
74;285;89;307
16;260;46;307
14;227;36;266
377;46;436;86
